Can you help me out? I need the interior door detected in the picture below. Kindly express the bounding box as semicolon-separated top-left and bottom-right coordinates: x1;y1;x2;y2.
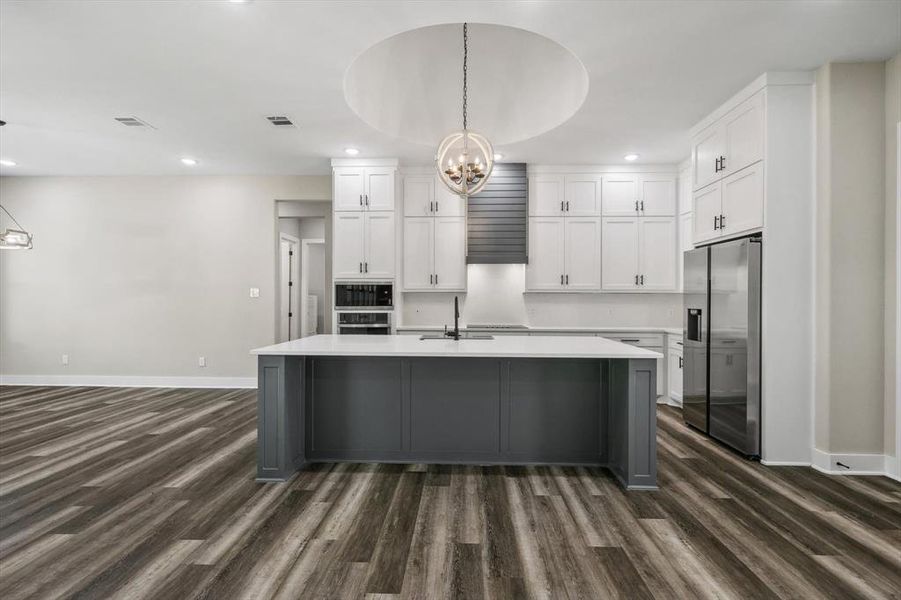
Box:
602;174;639;216
691;123;725;191
721;162;764;237
638;174;676;216
332;213;364;278
723;91;764;177
403;217;434;290
563;217;600;290
333;169;365;211
529;175;565;216
365;167;395;211
564;175;602;216
693;181;722;245
434;217;466;290
363;212;395;278
526;217;565;290
403;176;434;217
601;217;639;290
639;217;677;291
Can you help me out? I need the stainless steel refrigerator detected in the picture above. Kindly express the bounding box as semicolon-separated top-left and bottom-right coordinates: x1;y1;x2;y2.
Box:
683;235;761;457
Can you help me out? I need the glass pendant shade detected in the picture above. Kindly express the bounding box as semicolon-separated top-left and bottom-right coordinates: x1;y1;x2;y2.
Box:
0;228;33;250
436;129;494;197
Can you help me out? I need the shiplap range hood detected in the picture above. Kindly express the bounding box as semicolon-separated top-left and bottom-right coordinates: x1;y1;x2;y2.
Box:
467;163;528;264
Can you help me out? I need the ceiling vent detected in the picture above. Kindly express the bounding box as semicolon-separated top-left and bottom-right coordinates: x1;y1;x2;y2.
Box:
114;116;153;128
265;115;295;127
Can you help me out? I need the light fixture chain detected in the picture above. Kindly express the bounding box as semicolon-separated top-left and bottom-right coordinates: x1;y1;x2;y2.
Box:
462;22;468;130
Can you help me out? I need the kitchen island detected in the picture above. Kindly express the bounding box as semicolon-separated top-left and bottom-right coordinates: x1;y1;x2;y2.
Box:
251;335;660;489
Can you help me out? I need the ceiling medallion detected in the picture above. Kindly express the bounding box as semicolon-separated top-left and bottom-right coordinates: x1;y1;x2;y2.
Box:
435;23;494;198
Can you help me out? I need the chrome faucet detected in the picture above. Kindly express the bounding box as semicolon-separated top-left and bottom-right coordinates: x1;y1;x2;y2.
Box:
443;296;461;341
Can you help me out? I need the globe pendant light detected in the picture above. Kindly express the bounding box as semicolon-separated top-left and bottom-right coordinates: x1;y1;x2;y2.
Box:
435;23;494;198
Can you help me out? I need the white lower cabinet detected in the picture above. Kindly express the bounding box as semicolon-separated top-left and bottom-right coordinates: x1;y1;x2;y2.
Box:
402;216;466;291
602;217;676;291
526;217;600;291
334;212;395;279
667;336;684;405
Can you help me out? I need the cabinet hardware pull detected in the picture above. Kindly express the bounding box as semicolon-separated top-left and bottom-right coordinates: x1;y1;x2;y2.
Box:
640;274;644;285
430;201;433;213
715;157;720;173
565;274;569;285
435;201;439;213
620;339;640;343
679;356;683;368
635;274;639;285
435;273;438;285
430;274;433;284
561;201;564;212
561;274;564;285
719;214;725;228
365;194;369;206
676;341;683;346
714;215;720;230
635;200;639;212
359;262;363;273
364;262;368;273
719;156;726;170
359;194;363;206
566;201;570;212
640;200;644;212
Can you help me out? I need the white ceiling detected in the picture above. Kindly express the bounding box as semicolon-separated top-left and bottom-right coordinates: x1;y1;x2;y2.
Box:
0;0;898;176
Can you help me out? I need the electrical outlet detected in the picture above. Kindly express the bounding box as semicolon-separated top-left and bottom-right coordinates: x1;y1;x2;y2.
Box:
198;356;206;368
249;287;260;298
61;354;69;366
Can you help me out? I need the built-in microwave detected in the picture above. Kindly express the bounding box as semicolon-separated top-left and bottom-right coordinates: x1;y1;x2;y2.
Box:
334;282;393;310
336;311;392;335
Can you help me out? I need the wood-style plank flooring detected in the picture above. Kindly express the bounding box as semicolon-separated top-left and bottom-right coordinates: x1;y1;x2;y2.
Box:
1;385;899;599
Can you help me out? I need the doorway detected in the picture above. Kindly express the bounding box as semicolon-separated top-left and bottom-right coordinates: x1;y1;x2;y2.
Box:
278;215;327;341
278;232;300;342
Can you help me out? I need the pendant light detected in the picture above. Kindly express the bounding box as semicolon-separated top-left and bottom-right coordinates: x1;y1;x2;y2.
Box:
0;204;33;250
435;23;494;198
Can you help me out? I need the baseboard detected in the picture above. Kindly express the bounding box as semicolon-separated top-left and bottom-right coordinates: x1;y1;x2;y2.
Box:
760;460;811;467
0;374;257;389
811;448;889;476
885;454;901;482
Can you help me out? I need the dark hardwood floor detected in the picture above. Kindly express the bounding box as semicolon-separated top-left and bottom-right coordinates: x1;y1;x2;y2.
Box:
0;385;899;599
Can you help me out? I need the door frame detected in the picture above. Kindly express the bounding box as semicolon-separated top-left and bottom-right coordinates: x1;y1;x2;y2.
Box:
300;237;326;337
278;233;300;342
895;122;900;480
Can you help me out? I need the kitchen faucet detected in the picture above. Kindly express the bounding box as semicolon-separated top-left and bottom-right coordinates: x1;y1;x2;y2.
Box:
444;296;461;341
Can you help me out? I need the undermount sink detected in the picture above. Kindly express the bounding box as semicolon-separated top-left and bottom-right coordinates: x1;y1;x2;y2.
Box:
419;333;494;340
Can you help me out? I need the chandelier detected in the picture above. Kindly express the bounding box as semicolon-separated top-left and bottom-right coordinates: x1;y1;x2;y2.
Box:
435;23;494;197
0;204;32;250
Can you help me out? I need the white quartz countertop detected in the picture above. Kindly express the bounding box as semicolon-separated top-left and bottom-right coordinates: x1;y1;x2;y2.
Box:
251;334;662;359
395;325;683;336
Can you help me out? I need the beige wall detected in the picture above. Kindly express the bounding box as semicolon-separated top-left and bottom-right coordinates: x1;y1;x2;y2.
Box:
814;62;886;455
0;175;330;380
886;53;901;458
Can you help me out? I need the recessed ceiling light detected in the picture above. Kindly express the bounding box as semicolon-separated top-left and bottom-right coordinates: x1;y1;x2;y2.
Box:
344;148;360;156
0;159;16;167
229;0;249;3
623;153;639;162
493;153;503;161
180;157;198;166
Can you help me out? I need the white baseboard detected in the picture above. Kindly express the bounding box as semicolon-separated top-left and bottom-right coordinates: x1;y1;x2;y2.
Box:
0;375;257;389
811;448;889;476
885;454;901;482
760;460;811;467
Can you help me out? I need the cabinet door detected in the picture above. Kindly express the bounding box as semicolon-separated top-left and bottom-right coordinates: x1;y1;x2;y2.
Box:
601;217;639;290
564;175;602;216
529;175;565;216
721;162;763;237
680;213;693;252
602;174;639;216
333;212;365;278
403;218;434;290
434;217;467;290
434;181;466;216
668;348;683;402
364;168;395;211
639;174;676;216
363;212;395;278
563;217;601;290
333;169;366;212
526;217;565;290
639;217;677;291
691;123;725;191
693;182;722;245
723;91;764;177
678;165;692;215
403;176;434;217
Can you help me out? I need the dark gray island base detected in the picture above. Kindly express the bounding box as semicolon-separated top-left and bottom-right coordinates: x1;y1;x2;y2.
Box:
256;354;657;490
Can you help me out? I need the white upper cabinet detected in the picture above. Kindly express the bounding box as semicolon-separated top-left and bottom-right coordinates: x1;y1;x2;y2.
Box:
720;162;764;237
403;217;434;290
564;175;602;216
692;182;722;245
434;182;466;216
362;213;396;278
722;91;764;177
334;167;395;211
526;217;565;290
678;165;692;215
602;173;639;216
601;217;640;290
529;174;565;216
638;174;676;216
563;217;601;289
333;169;366;212
691;124;725;191
403;176;434;217
333;212;365;278
433;217;466;290
639;217;677;291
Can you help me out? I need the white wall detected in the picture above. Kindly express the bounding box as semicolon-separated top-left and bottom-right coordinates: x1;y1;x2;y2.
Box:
401;264;682;328
0;175;330;384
